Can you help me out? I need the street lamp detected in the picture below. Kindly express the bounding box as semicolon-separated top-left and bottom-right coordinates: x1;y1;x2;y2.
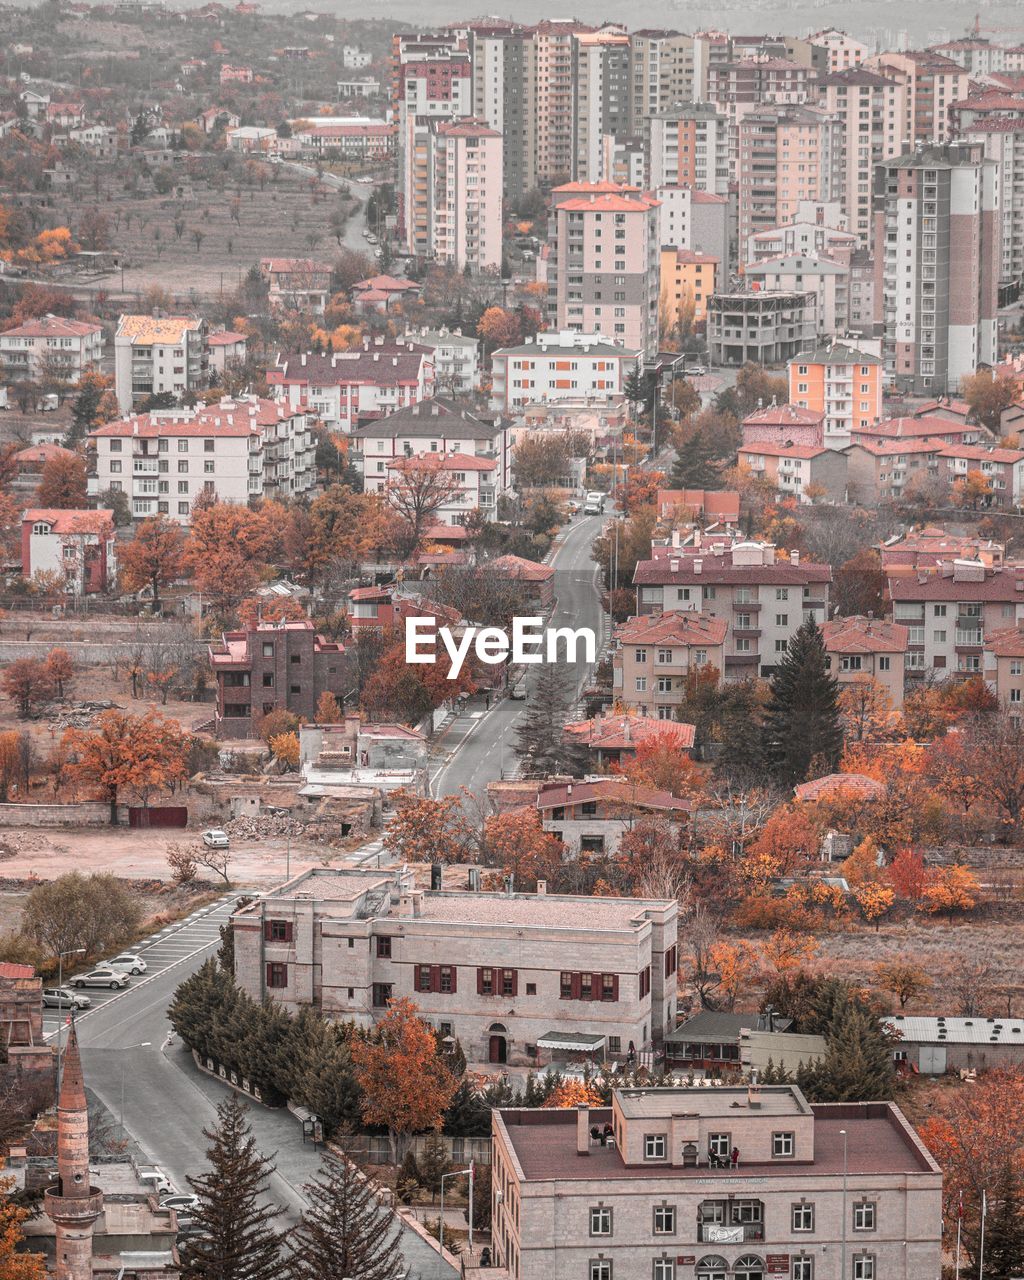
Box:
840;1128;848;1280
56;947;86;1090
120;1042;152;1135
438;1166;473;1256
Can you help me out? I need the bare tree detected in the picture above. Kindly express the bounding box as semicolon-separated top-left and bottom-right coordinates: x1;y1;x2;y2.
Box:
384;456;463;553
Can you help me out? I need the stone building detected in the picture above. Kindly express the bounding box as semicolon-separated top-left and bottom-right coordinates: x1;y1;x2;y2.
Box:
0;961;54;1110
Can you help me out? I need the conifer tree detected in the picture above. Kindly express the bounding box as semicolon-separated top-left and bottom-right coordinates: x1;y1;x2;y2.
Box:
182;1094;288;1280
762;616;842;785
514;664;591;777
796;1004;894;1103
285;1148;402;1280
417;1129;452;1203
984;1160;1024;1280
670;426;720;489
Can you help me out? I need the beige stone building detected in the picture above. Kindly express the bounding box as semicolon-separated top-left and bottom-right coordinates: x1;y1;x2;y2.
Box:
232;868;678;1066
821;616;909;710
612;613;728;718
491;1084;941;1280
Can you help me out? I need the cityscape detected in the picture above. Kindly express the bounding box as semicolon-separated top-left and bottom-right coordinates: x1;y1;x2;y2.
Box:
1;4;1024;1280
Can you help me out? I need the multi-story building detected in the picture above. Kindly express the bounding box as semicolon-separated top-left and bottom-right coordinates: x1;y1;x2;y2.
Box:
490;1084;942;1280
866;50;969;146
747;214;857;264
0;314;103;385
207;329;247;378
659;249;718;329
964;116;1024;286
708;290;818;367
259;258;333;312
937;443;1024;507
845;438;945;505
741;403;826;449
267;342;435;432
808;27;868;72
573;28;631;183
90;397;315;522
402;327;481;392
656;188;730;267
548;184;660;355
490;332;640;413
385;448;505;527
536;779;691;855
429;118;503;272
113;315;209;414
736;442;848;502
743;254;850;336
632;541;832;678
352;397;510;495
21;508;115;595
231;867;679;1064
789;341;884;449
628;30;700;131
821;615;909;709
648;103;730;194
612;612;727;717
533;19;594;184
873;142;1000;395
209;620;350;737
984;622;1024;713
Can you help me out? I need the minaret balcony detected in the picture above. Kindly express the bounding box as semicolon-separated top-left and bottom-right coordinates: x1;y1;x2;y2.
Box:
44;1187;104;1224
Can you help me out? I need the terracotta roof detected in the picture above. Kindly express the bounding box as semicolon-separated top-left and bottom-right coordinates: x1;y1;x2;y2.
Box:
552;180;639;194
387;450;495;473
852;415;973;439
260;257;331;275
821;616;909;654
536;779;691;813
847;438;944;457
207;330;247;346
557;194;659;212
917;398;972;418
938;444;1024;465
564;713;696;752
91;398;300;439
0;961;34;978
794;772;886;802
436;118;500;138
352;274;419;293
633;556;831;586
665;249;719;265
116;315;203;345
738;442;830;460
2;313;101;339
272;347;429;388
14;443;75;465
485;554;554;581
986;624;1024;657
743;404;825;427
656;489;741;522
614;610;728;646
888;569;1024;602
23;508;113;535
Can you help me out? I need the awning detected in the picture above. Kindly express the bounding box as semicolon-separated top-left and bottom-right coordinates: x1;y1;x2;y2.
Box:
536;1032;606;1051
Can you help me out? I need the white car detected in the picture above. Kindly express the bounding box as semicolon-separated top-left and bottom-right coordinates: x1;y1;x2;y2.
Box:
201;829;229;849
138;1169;173;1196
108;953;147;975
160;1193;200;1212
73;968;130;990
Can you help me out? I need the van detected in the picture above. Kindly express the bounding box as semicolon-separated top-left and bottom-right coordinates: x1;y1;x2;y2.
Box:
583;491;605;515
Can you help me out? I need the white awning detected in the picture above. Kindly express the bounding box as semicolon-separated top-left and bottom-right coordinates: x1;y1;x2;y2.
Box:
536;1032;606;1051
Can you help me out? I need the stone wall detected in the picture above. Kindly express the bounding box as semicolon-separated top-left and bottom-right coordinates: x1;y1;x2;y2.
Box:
0;802;123;826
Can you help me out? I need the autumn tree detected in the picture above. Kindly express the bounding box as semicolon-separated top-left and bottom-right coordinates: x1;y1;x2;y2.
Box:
953;468;994;510
1;658;54;718
476;306;520;352
872;958;930;1010
542;1080;604;1109
613;816;689;899
315;691;342;724
0;1174;46;1280
962;368;1017;431
483;809;564;890
167;842;200;887
62;709;189;824
384;455;462;554
921;864;979;917
117;516;187;612
350;997;458;1161
837;678;898;743
21;872;141;959
854;882;894;930
967;712;1024;833
383;791;473;864
761;928;818;975
44;648;74;699
887;846;928;902
284;486;393;586
34;452;87;508
762;617;842;785
614;730;704;798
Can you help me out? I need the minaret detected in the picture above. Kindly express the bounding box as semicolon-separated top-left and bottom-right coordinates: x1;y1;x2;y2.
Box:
43;1022;103;1280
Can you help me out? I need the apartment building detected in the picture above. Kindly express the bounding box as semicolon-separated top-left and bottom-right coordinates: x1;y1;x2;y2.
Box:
386;448;506;527
632;541;832;678
808;27;868;72
866;50;969;146
937;443;1024;507
743;255;850;336
747;216;857;264
21;508;115;595
490;332;640;412
534;20;594;184
889;558;1024;679
536;779;691;855
490;1085;942;1280
659;250;718;328
611;612;727;718
573;29;631;183
821;615;909;709
268;343;435;432
655;187;729;266
232;867;679;1064
648;104;730;195
736;442;848;502
964;116;1024;286
259;258;333;312
0;314;103;385
548;184;661;355
209;620;349;737
352;397;510;495
850;413;987;448
708;58;817;161
788;342;884;449
741;403;825;449
113;315;209;414
984;622;1024;714
429;118;503;273
90;397;315;522
708;290;818;367
402;327;481;392
845;438;944;505
628;31;700;131
207;329;247;377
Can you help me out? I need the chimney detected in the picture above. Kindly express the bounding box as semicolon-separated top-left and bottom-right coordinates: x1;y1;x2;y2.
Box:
747;1078;762;1108
791;549;799;566
577;1104;591;1155
536;879;547;895
693;559;702;574
670;558;680;572
672;529;681;549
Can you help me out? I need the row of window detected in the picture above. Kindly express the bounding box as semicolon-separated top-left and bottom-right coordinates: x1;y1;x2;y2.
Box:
109;438;217;453
588;1257;877;1280
642;1131;794;1160
587;1200;877;1236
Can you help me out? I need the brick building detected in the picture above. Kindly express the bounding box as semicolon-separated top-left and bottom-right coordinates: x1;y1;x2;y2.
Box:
0;962;54;1109
209;620;350;737
232;867;678;1065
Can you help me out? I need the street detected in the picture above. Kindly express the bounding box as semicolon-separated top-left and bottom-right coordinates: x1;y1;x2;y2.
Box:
279;161;377;256
430;511;608;798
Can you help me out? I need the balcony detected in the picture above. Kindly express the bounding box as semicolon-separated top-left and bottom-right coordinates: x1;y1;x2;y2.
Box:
697;1222;765;1244
955;630;984;649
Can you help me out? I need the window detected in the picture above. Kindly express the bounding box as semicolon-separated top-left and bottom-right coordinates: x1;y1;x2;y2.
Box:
290;684;301;695
501;968;516;996
372;982;393;1007
854;1203;876;1231
636;677;647;692
178;439;188;453
653;1205;676;1234
775;614;788;627
479;967;494;996
560;972;573;998
109;459;122;474
266;962;287;988
792;1259;813;1280
590;1207;612;1236
1013;660;1023;676
644;1134;666;1160
878;656;890;671
266;919;291;942
204;439;215;453
776;588;789;600
178;502;189;515
110;440;122;453
853;1257;874;1280
204;460;215;474
792;1202;814;1231
657;648;673;664
590;1263;612;1280
708;1133;730;1158
772;1132;795;1158
376;936;392;958
653;1262;676;1280
634;648;648;663
262;643;274;657
417;964;433;993
262;673;274;688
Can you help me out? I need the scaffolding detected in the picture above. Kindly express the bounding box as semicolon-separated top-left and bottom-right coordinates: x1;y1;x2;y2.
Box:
708;289;818;367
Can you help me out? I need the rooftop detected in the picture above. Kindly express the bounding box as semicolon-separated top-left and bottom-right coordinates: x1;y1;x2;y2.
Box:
794;772;886;802
115;314;203;345
349;397;497;439
1;313;101;339
792;341;883;366
535;779;692;814
665;1010;794;1043
23;508;113;535
564;713;696;752
884;1014;1024;1045
821;615;909;654
614;610;729;646
742;403;825;427
272;345;429;388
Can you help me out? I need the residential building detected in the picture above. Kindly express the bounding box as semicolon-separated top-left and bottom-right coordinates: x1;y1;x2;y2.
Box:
821;615;909;709
735;442;848;502
808;27;868;72
533;19;594;184
490;332;640;413
937;443;1024;507
612;611;727;717
632;541;832;678
788;342;884;449
663;1008;794;1070
12;442;76;494
880;526;1005;572
573;28;632;183
343;45;372;68
350;273;421;314
845;438;945;505
196;106;240;134
655;187;730;267
0;314;103;385
655;490;741;525
964;116;1024;285
206;329;247;376
563;713;696;770
231;866;679;1063
299;716;427;779
850;413;987;448
866;50;969;146
385;448;504;526
90;397;315;521
259;258;333;312
225;125;276;152
741;403;825;449
484;554;555;610
220;63;254;84
291;120;394;161
984;622;1024;714
708;290;818;367
402;327;480;392
113;315;209;414
490;1085;942;1280
883;1014;1024;1074
21;508;115;595
351;397;510;496
337;76;381;98
659;249;718;328
535;779;690;856
429;118;503;273
747;216;857;264
744;254;850;336
647;103;730;194
268;342;435;432
209;620;349;736
873;143;1000;395
628;31;704;132
548;183;661;356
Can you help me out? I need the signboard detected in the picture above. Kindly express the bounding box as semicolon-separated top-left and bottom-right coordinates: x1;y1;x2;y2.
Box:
678;1258;696;1266
766;1256;790;1274
703;1225;744;1244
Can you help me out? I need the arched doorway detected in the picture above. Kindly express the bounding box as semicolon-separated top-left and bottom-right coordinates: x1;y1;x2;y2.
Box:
734;1255;765;1280
696;1255;728;1280
489;1023;508;1064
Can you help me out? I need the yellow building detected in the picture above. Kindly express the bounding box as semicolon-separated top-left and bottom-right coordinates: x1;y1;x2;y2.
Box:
659;247;718;330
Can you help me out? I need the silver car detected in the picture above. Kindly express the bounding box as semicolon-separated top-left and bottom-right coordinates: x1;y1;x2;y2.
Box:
72;968;130;990
108;953;147;975
42;987;91;1009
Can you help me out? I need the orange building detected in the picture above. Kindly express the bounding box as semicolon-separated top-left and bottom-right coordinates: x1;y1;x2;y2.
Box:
659;248;718;328
788;340;883;449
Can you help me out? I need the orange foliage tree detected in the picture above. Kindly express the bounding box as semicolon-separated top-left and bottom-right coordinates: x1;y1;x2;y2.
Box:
483;809;564;890
269;731;300;771
45;648;74;699
1;658;54;719
613;732;705;799
887;846;928;902
35;452;87;508
117;516;187;613
62;709;188;825
853;882;894;930
314;691;343;724
0;1174;46;1280
921;864;979;917
382;790;473;865
760;928;818;974
236;596;306;629
542;1080;604;1109
744;805;820;884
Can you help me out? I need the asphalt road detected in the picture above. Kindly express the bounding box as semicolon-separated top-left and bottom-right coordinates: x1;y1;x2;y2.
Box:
430;511;609;798
279;161;378;256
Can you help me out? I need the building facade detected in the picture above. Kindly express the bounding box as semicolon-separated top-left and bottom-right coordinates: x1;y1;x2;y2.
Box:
0;314;103;385
490;333;640;413
430;118;503;272
788;342;884;450
268;343;435;432
821;615;909;709
113;314;209;414
612;612;727;717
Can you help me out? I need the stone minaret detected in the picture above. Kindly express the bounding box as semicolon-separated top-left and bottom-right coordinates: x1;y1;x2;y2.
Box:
43;1023;103;1280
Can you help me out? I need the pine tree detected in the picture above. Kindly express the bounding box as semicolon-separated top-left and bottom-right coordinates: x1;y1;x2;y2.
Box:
443;1078;491;1138
465;1163;492;1231
670;427;720;489
514;664;591;777
797;1005;894;1103
285;1149;403;1280
984;1160;1024;1280
761;616;842;786
715;679;767;785
623;361;644;414
182;1094;288;1280
417;1129;452;1203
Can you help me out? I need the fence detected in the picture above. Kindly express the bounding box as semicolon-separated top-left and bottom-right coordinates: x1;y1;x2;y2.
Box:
128;806;188;829
337;1132;492;1167
0;801;122;827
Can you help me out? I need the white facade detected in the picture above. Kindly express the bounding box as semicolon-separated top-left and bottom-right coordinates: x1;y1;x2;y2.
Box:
490;333;641;413
402;328;481;391
342;45;372;68
0;314;104;385
648;106;730;193
113;315;209;413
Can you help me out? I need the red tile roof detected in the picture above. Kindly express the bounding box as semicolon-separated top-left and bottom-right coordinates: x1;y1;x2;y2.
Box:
633;556;831;586
614;610;728;646
557;194;659;212
852;415;974;439
889;569;1024;602
23;508;113;535
564;713;696;752
486;554;554;581
207;330;247;346
821;616;909;654
794;772;886;802
738;442;829;460
0;961;35;978
14;443;75;465
535;778;692;813
938;444;1024;465
986;624;1024;657
2;313;101;339
743;404;825;427
388;450;495;472
91;398;301;439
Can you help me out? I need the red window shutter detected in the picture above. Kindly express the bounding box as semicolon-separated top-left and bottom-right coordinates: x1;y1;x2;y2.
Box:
431;964;441;993
510;969;518;997
450;966;458;994
571;972;582;1000
591;972;601;1002
612;974;620;1001
477;967;484;995
265;963;274;986
263;922;273;942
284;922;294;944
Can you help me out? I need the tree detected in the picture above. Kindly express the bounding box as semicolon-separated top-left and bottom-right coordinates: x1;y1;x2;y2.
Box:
512;435;570;488
21;872;141;959
1;658;54;718
614;731;705;798
541;1080;604;1109
762;617;842;786
286;1148;402;1280
921;864;979;917
476;306;520;352
67;370;115;446
837;678;898;743
384;456;462;553
182;1094;288;1280
514;665;591;777
984;1160;1024;1280
623;361;644;417
62;709;189;824
34;452;87;508
269;732;299;771
350;998;458;1162
45;648;74;699
798;1003;895;1103
734;362;789;415
167;841;200;886
872;958;930;1010
854;882;894;930
0;1175;46;1280
483;809;564;890
887;846;928;902
383;791;473;865
953;469;994;510
117;517;187;612
417;1129;452;1202
962;369;1017;432
315;691;342;724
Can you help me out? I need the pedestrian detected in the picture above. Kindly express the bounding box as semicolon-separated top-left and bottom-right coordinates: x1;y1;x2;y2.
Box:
731;1146;739;1168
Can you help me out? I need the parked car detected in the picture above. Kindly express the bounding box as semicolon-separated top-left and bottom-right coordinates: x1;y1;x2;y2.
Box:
41;987;91;1010
138;1169;173;1196
201;829;229;849
160;1194;200;1213
72;968;130;990
108;953;147;975
509;680;527;700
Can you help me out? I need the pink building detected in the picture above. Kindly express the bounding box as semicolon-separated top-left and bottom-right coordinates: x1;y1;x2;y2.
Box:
430;119;502;274
220;63;254;84
21;508;115;595
741;403;826;449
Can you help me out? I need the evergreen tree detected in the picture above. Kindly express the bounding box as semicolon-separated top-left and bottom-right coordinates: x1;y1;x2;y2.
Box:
465;1163;492;1231
285;1148;402;1280
623;361;644;415
761;616;842;785
182;1094;288;1280
443;1078;491;1138
797;1005;894;1103
395;1149;420;1204
715;680;767;785
984;1160;1024;1280
417;1129;452;1203
670;427;720;489
514;664;591;777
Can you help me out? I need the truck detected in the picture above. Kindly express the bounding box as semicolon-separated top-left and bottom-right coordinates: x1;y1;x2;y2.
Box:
583;492;605;515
